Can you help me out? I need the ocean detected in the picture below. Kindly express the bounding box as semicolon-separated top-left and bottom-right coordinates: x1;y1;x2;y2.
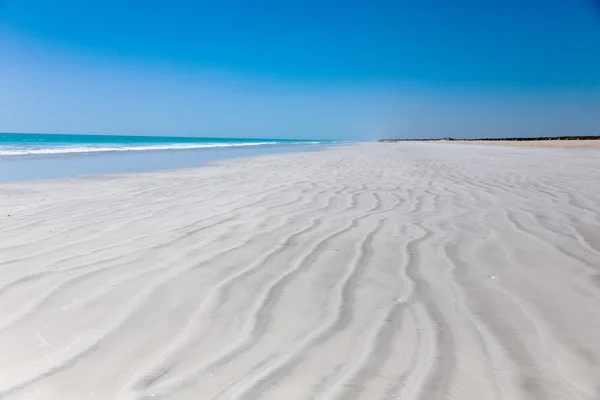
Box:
0;133;332;181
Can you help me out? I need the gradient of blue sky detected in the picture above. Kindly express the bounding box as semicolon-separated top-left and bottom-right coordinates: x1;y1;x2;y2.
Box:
1;0;600;139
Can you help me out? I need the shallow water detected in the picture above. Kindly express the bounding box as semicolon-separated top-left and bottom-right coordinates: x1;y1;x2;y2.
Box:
0;133;333;181
0;142;331;181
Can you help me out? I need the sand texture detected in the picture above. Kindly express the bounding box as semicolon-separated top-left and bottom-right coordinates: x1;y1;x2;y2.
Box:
1;143;600;400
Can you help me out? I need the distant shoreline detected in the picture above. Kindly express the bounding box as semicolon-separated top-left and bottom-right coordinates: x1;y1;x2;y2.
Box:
379;135;600;142
379;135;600;148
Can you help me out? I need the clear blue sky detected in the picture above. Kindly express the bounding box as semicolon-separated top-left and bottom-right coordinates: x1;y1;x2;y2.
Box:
1;0;599;140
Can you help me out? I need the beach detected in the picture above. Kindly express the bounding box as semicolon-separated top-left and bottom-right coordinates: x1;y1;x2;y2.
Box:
445;140;600;149
1;142;600;399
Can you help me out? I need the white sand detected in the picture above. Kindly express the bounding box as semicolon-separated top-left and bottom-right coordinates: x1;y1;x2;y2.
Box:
447;140;600;148
1;143;600;400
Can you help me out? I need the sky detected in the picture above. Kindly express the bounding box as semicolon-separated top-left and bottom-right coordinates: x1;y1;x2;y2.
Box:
1;0;600;140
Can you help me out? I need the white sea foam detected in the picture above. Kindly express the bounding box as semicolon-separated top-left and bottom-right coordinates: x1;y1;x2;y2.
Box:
0;141;318;156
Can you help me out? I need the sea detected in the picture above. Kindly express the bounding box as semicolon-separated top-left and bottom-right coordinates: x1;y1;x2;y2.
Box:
0;133;332;181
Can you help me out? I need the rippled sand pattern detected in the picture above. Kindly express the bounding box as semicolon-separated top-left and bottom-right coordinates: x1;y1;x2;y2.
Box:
1;143;600;400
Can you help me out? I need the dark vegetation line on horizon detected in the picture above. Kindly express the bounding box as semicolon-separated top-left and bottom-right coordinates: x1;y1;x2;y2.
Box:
379;135;600;142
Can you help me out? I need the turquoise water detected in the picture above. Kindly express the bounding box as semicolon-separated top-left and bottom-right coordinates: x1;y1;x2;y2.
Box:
0;133;333;181
0;133;326;156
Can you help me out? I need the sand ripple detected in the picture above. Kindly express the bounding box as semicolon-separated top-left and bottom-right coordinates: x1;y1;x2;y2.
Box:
1;143;600;399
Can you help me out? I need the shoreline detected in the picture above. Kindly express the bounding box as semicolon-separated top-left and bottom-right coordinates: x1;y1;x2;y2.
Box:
2;143;600;399
0;142;333;183
380;136;600;148
441;139;600;148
